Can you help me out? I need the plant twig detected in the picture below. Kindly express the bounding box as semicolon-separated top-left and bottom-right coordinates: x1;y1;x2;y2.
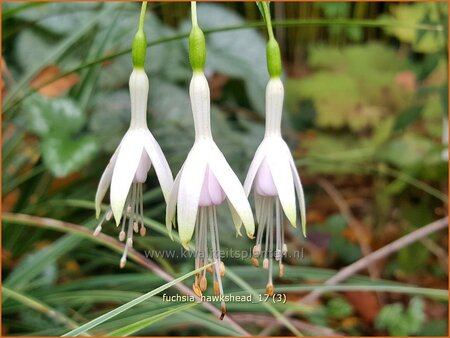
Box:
1;212;250;336
236;313;343;336
259;216;448;335
317;178;379;279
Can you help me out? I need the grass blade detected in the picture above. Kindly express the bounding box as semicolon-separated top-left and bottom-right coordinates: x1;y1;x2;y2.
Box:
62;263;211;336
105;303;197;336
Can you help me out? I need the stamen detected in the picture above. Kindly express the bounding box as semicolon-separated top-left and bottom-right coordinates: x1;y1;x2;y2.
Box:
275;198;282;261
279;263;285;278
139;184;146;236
210;207;226;316
268;199;274;286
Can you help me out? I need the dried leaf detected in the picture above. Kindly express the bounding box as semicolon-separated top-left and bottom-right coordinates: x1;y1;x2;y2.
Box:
30;65;79;97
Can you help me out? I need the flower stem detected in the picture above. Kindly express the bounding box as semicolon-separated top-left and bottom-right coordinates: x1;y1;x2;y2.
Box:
260;2;281;78
191;1;198;27
261;2;275;40
139;1;147;31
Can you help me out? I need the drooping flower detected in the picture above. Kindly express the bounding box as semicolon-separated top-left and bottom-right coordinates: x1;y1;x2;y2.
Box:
245;78;306;294
166;5;254;318
244;3;306;296
94;6;173;268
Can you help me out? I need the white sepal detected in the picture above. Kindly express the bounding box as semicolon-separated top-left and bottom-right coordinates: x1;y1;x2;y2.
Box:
110;132;144;225
209;144;255;238
166;166;183;240
177;143;208;248
267;139;297;227
95;146;120;219
142;130;174;203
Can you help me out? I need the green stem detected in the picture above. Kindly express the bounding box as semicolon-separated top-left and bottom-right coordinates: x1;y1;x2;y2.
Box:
139;1;147;31
191;1;198;27
261;2;275;40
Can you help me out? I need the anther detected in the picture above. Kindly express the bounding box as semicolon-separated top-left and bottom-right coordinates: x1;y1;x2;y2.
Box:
120;257;126;269
119;231;126;241
199;275;207;292
133;222;139;232
220;303;227;320
263;258;269;270
93;225;102;236
192;282;202;298
213;281;220;296
282;243;288;255
275;249;282;261
140;225;146;236
219;262;225;277
253;244;261;257
105;210;113;221
266;283;274;296
126;238;133;247
251;257;259;267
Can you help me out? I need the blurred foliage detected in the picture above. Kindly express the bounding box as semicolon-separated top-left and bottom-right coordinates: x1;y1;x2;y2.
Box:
375;297;425;336
2;1;448;336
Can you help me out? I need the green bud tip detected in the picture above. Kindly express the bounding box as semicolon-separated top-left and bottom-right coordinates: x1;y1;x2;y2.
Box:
189;25;206;72
266;38;282;78
132;29;147;69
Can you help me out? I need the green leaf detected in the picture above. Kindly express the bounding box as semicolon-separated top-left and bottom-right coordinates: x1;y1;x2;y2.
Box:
381;134;436;169
3;3;119;112
62;264;212;336
41;136;99;177
22;94;85;137
381;3;445;53
327;297;353;319
375;297;426;336
105;303;196;336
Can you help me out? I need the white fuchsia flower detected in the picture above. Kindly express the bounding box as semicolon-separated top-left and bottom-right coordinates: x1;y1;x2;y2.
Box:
244;2;306;296
94;9;173;268
166;71;255;316
166;4;254;317
245;77;307;296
